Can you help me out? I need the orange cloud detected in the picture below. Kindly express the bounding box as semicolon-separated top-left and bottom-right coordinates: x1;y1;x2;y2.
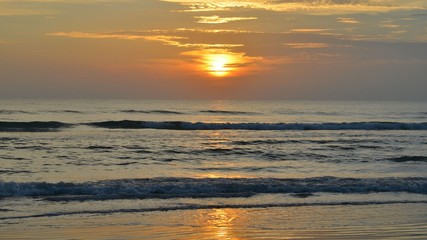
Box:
162;0;426;14
337;17;361;24
195;15;257;24
46;31;147;40
47;31;243;49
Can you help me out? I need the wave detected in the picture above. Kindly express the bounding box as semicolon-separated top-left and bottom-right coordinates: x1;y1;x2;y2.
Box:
276;110;341;116
1;177;425;201
0;110;32;115
120;110;184;115
233;139;302;145
232;139;384;146
87;120;427;131
0;121;70;132
200;110;258;115
0;170;33;175
1;120;427;132
47;110;83;114
386;156;427;163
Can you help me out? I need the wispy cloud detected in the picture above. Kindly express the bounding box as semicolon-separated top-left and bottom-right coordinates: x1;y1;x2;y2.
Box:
162;0;426;14
290;29;332;33
379;18;401;28
337;17;360;24
284;43;329;49
380;23;400;28
46;31;243;49
173;28;262;34
195;15;257;24
46;31;147;40
390;30;407;34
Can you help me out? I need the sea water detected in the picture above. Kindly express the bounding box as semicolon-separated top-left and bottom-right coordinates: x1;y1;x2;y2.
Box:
0;100;426;239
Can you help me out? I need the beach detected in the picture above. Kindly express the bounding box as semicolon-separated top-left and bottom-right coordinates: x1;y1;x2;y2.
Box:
2;203;426;239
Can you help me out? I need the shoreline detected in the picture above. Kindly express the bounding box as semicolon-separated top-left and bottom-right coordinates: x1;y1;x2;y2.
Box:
1;203;426;240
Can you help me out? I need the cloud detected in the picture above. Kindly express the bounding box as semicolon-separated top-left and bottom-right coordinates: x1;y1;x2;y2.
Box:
380;23;400;28
46;31;244;49
46;28;336;74
284;43;329;49
337;17;360;24
47;31;148;40
195;15;257;24
290;28;331;33
289;29;340;36
162;0;426;14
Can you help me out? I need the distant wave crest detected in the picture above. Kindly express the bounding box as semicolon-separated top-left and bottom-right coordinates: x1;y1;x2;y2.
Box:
1;120;427;132
1;177;426;201
386;156;427;163
0;121;70;132
120;110;184;115
87;120;427;131
0;110;32;115
200;110;258;115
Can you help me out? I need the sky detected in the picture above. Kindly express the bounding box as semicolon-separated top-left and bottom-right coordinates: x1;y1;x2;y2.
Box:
1;0;427;100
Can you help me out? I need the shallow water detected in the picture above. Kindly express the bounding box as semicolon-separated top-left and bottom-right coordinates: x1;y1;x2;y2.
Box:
1;203;426;239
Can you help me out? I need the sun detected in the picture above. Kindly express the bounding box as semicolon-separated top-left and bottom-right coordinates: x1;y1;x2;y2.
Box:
206;54;234;77
182;49;258;77
208;54;231;77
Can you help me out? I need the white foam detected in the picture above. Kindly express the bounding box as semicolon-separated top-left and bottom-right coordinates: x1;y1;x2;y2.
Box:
1;177;426;201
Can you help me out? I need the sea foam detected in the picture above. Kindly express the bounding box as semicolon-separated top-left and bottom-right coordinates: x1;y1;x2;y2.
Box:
1;177;426;201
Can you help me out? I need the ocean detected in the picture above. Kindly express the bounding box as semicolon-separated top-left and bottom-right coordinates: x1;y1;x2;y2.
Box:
1;100;426;239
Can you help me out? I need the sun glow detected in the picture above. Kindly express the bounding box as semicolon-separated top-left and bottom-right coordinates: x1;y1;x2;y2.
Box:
182;49;262;78
208;54;234;77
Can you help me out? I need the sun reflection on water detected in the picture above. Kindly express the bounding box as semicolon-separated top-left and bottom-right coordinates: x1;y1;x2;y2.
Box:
200;208;241;240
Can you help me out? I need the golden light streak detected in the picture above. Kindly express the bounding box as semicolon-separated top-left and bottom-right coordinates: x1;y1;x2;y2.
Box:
46;31;148;40
291;28;332;33
380;23;400;28
195;15;257;24
337;17;361;24
162;0;426;14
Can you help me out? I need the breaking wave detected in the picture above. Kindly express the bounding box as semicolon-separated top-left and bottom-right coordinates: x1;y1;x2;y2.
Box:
1;177;426;201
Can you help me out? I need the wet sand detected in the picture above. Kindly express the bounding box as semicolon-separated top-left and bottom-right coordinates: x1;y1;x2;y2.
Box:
1;203;426;239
